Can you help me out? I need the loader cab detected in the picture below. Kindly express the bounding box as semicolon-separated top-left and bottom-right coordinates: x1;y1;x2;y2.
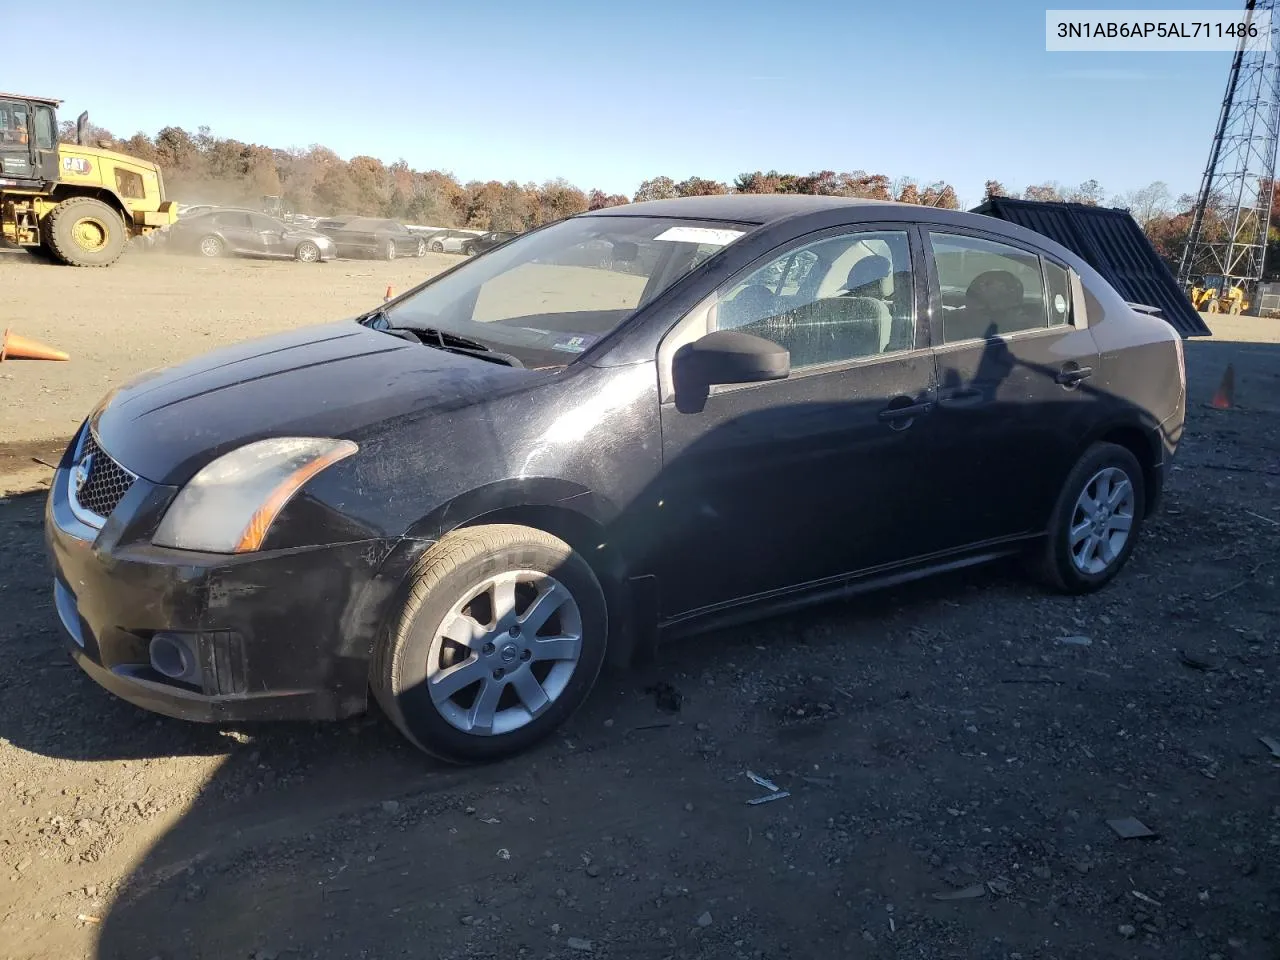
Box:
0;94;60;186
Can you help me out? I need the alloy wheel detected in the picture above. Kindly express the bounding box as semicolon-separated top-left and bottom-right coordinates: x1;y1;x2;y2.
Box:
425;570;583;736
1068;466;1136;575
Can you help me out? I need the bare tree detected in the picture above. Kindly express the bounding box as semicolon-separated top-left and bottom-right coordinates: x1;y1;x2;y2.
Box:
1112;181;1172;229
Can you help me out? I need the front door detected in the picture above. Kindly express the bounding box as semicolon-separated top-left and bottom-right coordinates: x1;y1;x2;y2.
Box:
923;228;1102;546
31;103;59;183
652;225;942;618
0;99;36;183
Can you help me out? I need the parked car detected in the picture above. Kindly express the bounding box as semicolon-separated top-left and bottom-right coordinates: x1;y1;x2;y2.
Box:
425;228;481;254
168;209;337;262
462;230;519;256
312;217;426;260
45;195;1185;763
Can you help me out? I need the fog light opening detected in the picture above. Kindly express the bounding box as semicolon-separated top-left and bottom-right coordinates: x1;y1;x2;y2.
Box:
150;633;195;681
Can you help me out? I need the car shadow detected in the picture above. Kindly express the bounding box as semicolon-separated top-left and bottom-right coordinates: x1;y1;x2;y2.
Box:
0;332;1184;958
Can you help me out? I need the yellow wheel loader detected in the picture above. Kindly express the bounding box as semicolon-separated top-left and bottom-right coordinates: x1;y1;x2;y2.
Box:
0;93;177;267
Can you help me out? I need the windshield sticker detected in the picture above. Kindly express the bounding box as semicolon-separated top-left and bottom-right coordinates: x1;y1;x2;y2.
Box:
550;334;596;353
653;226;745;246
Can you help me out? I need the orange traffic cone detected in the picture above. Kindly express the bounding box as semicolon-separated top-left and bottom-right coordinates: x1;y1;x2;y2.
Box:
384;285;393;302
0;328;69;362
1210;363;1235;410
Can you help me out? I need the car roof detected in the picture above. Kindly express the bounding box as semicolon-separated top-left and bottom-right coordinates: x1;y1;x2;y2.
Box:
582;195;909;225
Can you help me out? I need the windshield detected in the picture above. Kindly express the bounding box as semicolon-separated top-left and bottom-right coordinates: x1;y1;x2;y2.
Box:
376;215;748;367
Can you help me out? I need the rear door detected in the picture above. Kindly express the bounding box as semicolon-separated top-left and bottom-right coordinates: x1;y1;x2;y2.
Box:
215;212;255;253
923;227;1101;546
652;223;943;617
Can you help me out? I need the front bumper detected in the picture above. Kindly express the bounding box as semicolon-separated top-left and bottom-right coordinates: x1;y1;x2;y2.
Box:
44;439;407;724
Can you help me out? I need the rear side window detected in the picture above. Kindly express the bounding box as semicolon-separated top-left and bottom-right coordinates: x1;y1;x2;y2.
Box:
216;212;251;228
929;233;1049;343
114;169;144;199
1043;260;1072;326
34;106;56;149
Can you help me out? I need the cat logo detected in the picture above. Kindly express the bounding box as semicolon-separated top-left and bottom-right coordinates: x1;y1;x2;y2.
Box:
62;156;93;175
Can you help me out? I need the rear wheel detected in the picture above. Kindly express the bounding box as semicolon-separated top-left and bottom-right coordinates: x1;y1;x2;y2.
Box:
430;240;444;253
416;239;427;257
1030;442;1145;594
295;240;321;263
199;235;225;258
1207;299;1220;314
384;239;396;261
44;197;127;267
371;524;608;763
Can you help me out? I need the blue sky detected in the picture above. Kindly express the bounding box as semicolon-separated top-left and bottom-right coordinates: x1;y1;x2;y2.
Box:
44;0;1241;207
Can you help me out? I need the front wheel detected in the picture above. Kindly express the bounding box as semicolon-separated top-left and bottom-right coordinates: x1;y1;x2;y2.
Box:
430;240;444;253
295;240;321;263
1029;442;1145;594
371;524;608;763
44;196;127;267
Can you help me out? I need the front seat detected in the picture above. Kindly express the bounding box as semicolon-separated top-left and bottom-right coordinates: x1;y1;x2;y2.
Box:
840;255;894;351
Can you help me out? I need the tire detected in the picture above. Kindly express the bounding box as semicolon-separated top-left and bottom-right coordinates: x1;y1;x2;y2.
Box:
462;243;475;256
295;240;321;263
199;235;225;258
384;239;396;261
430;240;444;253
1207;300;1220;314
371;524;608;764
1030;442;1146;595
44;197;127;267
416;239;426;257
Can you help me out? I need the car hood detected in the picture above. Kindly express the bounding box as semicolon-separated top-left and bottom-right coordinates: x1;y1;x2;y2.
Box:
92;321;545;485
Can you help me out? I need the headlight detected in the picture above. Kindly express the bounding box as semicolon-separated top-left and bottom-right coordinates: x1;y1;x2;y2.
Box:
152;437;357;553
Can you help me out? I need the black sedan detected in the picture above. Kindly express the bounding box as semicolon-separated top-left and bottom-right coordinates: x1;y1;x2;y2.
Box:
313;216;427;260
462;230;520;256
169;209;337;262
45;195;1186;763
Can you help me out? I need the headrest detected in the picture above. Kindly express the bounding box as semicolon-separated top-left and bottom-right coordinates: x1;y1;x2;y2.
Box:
965;270;1024;312
845;255;891;294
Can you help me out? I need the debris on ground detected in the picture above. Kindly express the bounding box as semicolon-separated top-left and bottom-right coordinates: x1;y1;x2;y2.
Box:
1261;735;1280;759
1056;635;1093;646
696;911;713;928
1179;646;1219;671
933;884;986;901
746;771;780;792
644;681;684;713
566;937;594;952
1107;817;1157;839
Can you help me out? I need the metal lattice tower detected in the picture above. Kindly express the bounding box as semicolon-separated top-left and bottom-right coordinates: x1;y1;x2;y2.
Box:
1178;0;1280;293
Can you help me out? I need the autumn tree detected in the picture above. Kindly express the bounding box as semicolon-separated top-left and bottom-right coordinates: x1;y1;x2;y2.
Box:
983;180;1008;201
675;176;729;197
633;176;679;202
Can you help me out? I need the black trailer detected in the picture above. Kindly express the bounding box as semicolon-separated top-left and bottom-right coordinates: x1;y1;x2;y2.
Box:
971;196;1211;338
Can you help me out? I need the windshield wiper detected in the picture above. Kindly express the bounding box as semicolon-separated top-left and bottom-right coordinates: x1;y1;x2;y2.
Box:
362;309;524;367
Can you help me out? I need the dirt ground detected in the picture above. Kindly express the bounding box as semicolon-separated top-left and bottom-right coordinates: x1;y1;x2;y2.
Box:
1;252;1279;960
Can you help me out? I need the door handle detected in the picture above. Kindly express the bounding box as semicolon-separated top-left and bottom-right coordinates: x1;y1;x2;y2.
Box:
939;388;984;409
878;400;934;422
1055;365;1093;387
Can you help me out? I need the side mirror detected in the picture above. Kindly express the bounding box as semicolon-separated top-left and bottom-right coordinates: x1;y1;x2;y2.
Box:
672;330;789;413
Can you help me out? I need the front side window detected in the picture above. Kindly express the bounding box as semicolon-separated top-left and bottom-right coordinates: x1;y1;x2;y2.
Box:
711;230;916;369
0;100;30;147
930;233;1050;343
380;216;748;367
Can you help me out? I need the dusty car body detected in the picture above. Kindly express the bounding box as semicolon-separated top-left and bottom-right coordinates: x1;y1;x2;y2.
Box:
45;195;1185;763
462;230;519;256
169;208;336;262
313;216;426;260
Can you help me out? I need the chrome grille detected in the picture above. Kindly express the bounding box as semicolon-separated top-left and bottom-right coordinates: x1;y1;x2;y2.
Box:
71;431;137;524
